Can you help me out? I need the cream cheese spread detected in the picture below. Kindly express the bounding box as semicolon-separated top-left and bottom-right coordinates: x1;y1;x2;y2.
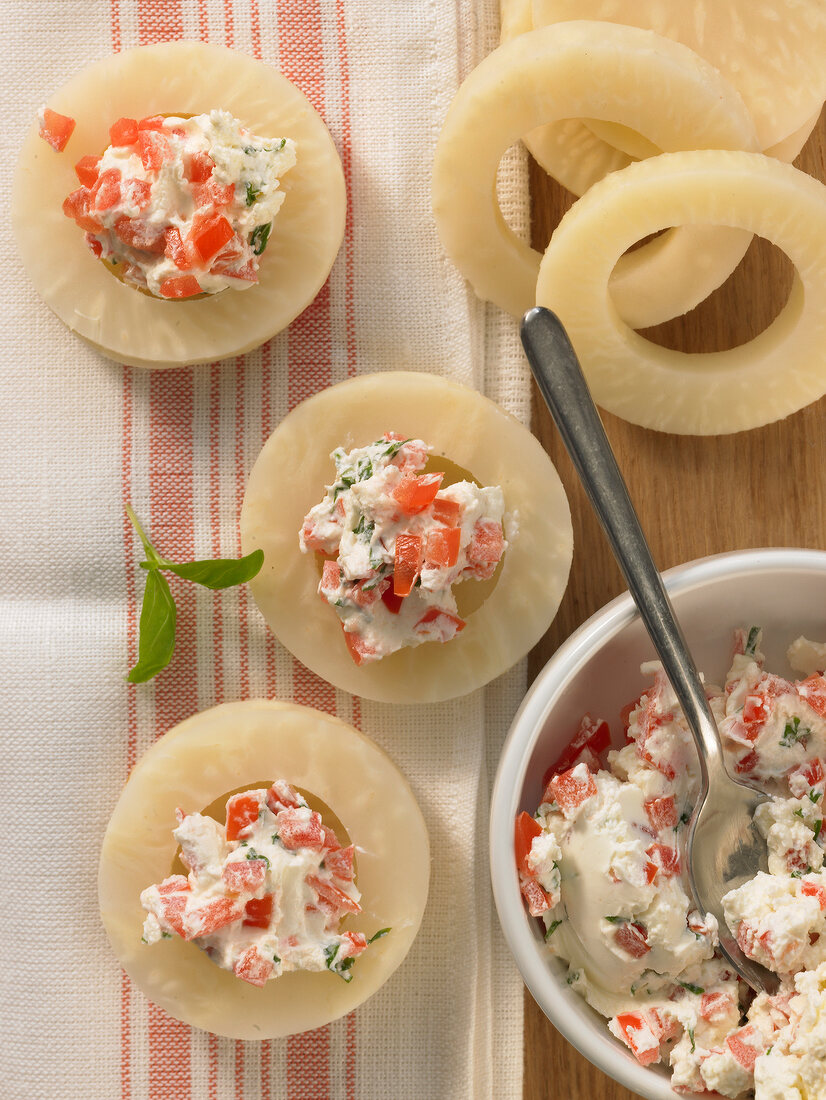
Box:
63;109;295;297
299;434;507;664
140;780;385;986
519;630;826;1097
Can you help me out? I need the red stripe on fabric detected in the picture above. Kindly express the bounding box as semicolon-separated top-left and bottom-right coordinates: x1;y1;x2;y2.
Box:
351;695;361;731
235;1041;244;1097
275;0;325;113
148;1003;191;1099
208;1033;218;1100
346;1012;357;1099
286;281;332;411
138;0;183;43
198;0;208;41
334;0;356;378
286;1026;331;1099
209;364;225;704
120;972;132;1099
111;0;122;52
120;360;136;1100
235;360;251;697
260;1040;272;1099
224;0;235;48
250;0;262;59
292;663;336;716
147;368;195;1100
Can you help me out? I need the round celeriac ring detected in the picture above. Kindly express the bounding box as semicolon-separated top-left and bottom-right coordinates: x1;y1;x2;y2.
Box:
240;371;573;703
98;700;430;1040
12;42;345;369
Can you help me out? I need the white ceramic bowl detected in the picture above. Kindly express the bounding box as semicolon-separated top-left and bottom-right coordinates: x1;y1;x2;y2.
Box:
490;548;826;1099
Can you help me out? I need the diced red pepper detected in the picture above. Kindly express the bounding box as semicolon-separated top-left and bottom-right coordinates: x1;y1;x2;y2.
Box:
163;226;196;270
431;496;461;526
802;758;825;787
109;117;139;146
222;859;268;893
519;876;552;917
233;945;274;987
742;694;768;736
186;150;215;182
158;892;189;938
321;825;341;852
114;216;166;253
138;114;166;131
726;1026;764;1072
306;874;361;915
548;766;597;818
225;793;260;840
121;177;152;211
340;930;368;958
643;860;658;884
320;559;341;593
393;533;422;596
424;527;461;569
700;991;735;1022
646;844;681;877
342;627;375;666
74;154;101;187
514;811;541;876
192;179;235;208
381;586;404;615
190;212;235;263
614;921;650;958
613;1012;661;1066
266;779;304;814
802;880;826;909
324;844;355;882
413;607;466;637
735;750;759;775
39;107;75;152
347;579;385;608
799;675;826;718
85;234;103;258
644;796;678;831
275;808;325;851
62;187;103;233
183;897;244;940
620;692;645;734
391;472;444;515
138;129;173;172
541;715;611;789
467;519;504;565
159;275;203;299
157;875;190;896
243;894;274;929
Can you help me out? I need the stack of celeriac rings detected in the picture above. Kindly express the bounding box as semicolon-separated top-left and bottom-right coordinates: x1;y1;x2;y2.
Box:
432;1;826;435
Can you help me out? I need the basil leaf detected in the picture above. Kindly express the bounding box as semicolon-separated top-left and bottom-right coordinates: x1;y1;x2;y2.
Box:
125;503;162;567
159;549;264;590
367;927;391;944
250;222;272;255
127;569;177;683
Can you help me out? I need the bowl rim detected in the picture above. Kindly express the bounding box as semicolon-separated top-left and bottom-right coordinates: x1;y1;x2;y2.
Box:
490;546;826;1098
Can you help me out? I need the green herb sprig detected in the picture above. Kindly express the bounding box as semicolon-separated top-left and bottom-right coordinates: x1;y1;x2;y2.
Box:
125;504;264;683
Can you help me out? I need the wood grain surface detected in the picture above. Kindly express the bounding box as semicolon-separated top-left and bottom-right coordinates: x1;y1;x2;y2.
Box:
523;111;826;1100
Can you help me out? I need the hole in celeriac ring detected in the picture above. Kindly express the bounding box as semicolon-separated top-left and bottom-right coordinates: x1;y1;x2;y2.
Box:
311;451;505;625
171;781;354;877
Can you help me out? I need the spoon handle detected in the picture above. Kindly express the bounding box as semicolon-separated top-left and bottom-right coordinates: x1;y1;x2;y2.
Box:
520;307;723;786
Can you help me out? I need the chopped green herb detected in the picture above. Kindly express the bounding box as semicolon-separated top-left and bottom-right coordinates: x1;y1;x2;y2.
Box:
544;920;562;940
356;457;373;482
161;930;173;939
377;437;411;459
245;181;263;205
791;866;813;878
810;789;822;803
367;927;391;944
324;943;339;968
815;821;822;840
677;980;705;995
273;953;281;964
744;626;761;657
566;970;580;986
780;716;811;748
794;807;805;818
766;1046;772;1056
250;221;272;255
678;809;691;827
604;915;626;924
271;833;280;844
688;1026;696;1054
124;504;263;683
246;848;271;868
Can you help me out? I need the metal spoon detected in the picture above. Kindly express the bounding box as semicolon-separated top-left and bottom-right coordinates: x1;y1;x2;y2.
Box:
521;306;777;995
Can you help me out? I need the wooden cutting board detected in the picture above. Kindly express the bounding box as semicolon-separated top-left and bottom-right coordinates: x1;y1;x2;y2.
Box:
523;110;826;1099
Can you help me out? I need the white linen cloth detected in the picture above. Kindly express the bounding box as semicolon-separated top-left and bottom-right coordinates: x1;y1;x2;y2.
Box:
0;2;530;1097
